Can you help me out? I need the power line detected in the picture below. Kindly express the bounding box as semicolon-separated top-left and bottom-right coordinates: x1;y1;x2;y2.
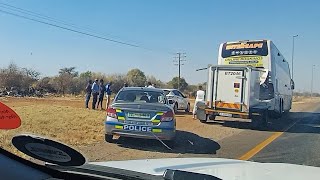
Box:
0;9;141;48
0;2;125;41
0;3;175;54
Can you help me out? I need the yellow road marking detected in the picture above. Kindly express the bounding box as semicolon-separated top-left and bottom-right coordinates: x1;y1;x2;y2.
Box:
238;118;301;160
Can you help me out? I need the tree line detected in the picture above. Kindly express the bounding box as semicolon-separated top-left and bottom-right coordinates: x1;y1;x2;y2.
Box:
0;63;201;96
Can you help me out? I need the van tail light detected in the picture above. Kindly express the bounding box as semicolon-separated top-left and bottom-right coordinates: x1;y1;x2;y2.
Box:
107;108;117;119
161;111;174;122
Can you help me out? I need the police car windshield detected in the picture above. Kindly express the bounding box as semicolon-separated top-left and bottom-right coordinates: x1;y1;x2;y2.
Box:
115;90;166;104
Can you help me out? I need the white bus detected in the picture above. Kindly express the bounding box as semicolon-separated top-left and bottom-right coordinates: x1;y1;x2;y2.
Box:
217;40;294;117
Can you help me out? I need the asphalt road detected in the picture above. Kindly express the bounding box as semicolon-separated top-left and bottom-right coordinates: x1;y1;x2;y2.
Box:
251;104;320;167
214;100;320;167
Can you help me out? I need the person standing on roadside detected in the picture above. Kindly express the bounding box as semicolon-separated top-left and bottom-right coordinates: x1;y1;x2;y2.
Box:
105;82;112;109
193;85;205;119
91;79;99;110
97;79;105;110
85;80;93;109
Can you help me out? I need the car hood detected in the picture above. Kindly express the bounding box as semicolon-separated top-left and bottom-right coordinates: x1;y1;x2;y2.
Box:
90;158;320;180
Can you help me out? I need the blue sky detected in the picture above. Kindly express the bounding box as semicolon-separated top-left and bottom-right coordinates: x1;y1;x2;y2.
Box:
0;0;319;92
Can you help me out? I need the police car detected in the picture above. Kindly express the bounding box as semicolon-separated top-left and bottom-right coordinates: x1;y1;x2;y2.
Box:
105;87;176;144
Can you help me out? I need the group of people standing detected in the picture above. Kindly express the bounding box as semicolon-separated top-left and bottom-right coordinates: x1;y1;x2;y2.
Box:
85;79;112;110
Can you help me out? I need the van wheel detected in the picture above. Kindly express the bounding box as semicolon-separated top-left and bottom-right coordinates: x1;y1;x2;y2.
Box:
208;114;216;120
185;103;190;113
279;99;283;118
105;134;114;143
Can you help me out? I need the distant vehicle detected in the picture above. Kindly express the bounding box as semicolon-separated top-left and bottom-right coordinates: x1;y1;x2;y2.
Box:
105;87;176;144
163;89;190;113
197;40;294;127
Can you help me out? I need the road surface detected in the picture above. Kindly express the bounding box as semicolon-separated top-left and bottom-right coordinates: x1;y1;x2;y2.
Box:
216;99;320;167
250;104;320;166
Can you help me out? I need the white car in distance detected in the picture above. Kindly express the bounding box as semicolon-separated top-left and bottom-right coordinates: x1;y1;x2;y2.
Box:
163;89;190;113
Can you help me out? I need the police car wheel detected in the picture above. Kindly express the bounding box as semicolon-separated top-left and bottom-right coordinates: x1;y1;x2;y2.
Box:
105;134;114;143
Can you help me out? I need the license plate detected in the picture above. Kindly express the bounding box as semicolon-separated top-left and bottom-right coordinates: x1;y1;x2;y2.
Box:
219;112;232;117
124;120;152;126
127;112;150;119
123;125;152;132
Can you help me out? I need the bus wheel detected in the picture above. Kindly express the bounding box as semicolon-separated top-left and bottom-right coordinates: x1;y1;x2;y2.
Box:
279;98;283;118
251;111;268;130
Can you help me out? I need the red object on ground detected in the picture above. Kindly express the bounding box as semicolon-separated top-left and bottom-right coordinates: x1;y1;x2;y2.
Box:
0;102;21;129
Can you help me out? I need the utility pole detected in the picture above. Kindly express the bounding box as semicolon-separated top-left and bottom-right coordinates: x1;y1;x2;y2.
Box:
291;35;298;80
174;52;186;90
311;65;316;97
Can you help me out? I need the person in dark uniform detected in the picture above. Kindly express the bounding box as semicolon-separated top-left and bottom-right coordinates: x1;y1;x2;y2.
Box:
91;79;99;110
105;82;112;109
85;80;92;109
97;79;105;110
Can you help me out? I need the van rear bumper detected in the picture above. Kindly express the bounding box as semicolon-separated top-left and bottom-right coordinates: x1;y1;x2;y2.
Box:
205;108;251;119
197;106;265;120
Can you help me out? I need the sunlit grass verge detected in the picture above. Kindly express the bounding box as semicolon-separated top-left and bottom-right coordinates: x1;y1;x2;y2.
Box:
0;104;106;159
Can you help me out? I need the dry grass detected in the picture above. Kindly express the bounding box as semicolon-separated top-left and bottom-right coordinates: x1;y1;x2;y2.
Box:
292;96;320;103
0;104;105;158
